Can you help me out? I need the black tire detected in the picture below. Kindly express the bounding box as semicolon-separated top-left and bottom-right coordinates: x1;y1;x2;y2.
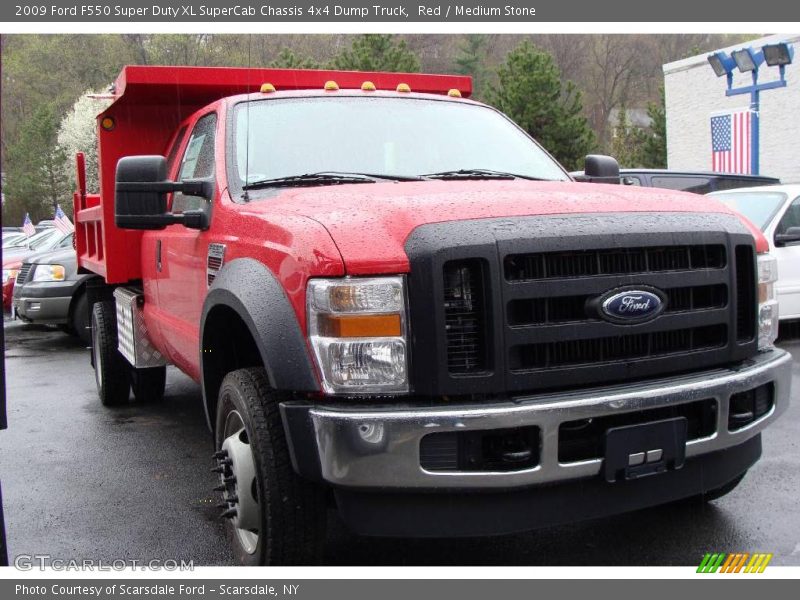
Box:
70;290;92;346
91;301;130;406
130;366;167;403
215;367;327;565
701;472;747;503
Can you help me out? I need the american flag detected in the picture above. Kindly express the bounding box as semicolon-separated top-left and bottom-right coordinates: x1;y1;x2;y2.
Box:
22;213;35;237
54;205;74;234
711;109;753;174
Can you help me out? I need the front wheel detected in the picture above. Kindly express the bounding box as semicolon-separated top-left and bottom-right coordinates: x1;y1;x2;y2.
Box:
213;367;327;565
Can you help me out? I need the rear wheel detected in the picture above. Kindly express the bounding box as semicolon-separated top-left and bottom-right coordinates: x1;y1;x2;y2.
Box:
91;301;130;406
213;367;327;565
130;366;167;403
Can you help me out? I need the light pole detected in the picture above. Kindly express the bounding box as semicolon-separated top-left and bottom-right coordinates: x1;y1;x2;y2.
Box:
707;42;794;175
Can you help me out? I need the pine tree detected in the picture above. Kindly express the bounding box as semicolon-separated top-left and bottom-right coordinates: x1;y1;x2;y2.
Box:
487;41;595;171
611;107;645;167
636;87;667;168
332;35;420;73
269;47;320;69
4;104;71;224
454;34;490;101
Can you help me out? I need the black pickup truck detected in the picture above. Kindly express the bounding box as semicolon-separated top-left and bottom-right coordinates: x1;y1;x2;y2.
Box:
571;168;780;193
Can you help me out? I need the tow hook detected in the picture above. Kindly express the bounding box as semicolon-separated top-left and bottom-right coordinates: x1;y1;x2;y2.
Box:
211;449;238;519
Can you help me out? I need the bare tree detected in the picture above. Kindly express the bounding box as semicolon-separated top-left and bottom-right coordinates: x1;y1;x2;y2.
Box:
585;35;648;149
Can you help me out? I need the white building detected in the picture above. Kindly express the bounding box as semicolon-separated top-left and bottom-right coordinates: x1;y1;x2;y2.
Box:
663;34;800;183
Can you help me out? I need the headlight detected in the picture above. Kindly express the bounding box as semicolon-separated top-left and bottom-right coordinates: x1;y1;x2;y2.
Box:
2;269;19;284
307;276;409;394
757;254;779;350
31;264;66;282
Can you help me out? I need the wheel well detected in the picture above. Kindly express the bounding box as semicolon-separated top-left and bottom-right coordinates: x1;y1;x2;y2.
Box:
67;283;86;326
68;276;104;327
202;305;264;430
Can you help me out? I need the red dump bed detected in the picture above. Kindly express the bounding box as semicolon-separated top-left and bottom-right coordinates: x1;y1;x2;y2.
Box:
74;65;472;283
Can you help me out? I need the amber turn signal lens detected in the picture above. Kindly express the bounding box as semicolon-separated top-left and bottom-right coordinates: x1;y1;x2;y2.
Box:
319;314;402;338
100;117;115;131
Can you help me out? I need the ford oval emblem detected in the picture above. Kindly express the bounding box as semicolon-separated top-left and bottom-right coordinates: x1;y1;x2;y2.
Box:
599;287;666;324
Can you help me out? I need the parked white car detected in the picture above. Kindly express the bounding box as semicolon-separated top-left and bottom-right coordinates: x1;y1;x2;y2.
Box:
710;185;800;322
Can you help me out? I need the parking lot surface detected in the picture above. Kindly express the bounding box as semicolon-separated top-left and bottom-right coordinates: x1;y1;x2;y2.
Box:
2;319;799;566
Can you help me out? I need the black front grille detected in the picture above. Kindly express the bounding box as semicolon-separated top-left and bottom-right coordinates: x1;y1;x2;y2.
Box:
443;259;488;374
510;324;727;370
505;244;726;281
16;263;34;284
508;284;727;326
406;214;759;397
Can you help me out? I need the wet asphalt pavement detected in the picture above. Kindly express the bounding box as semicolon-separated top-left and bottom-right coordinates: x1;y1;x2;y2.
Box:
2;318;800;566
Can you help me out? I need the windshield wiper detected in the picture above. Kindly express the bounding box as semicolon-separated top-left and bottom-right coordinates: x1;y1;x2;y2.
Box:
319;171;425;182
243;171;425;192
421;168;549;181
243;172;378;190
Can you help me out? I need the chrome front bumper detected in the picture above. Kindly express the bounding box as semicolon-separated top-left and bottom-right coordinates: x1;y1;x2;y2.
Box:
284;349;792;490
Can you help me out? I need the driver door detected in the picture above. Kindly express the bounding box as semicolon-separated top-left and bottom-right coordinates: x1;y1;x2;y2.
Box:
154;111;218;378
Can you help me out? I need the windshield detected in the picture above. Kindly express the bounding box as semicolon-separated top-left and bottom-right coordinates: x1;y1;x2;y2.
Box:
7;229;61;250
711;191;788;231
231;96;568;192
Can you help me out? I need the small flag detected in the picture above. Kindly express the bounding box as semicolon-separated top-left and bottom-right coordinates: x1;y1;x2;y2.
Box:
22;213;36;237
54;205;75;234
711;109;753;174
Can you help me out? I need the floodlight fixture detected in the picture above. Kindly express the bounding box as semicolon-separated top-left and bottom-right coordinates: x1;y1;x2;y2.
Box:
707;52;733;77
732;48;761;73
762;43;794;67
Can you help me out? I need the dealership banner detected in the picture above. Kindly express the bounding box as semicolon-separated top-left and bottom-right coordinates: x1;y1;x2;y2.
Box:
4;0;800;22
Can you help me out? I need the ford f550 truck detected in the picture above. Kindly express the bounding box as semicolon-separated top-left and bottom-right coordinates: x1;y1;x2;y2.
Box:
75;66;792;565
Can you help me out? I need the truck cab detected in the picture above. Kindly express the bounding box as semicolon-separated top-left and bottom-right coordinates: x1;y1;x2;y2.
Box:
75;66;792;565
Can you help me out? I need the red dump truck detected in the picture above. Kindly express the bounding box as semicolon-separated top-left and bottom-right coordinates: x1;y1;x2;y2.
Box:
75;65;791;565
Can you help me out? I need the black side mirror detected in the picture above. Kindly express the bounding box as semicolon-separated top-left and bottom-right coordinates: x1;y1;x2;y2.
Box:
583;155;621;184
115;155;213;231
775;226;800;247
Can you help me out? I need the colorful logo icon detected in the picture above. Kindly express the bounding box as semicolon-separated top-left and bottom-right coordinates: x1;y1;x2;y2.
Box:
697;552;773;573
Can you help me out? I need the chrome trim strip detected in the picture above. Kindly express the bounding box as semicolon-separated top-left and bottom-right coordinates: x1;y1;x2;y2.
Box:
306;349;792;489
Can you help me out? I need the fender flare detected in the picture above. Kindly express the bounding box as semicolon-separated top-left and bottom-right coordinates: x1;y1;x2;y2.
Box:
200;258;320;426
